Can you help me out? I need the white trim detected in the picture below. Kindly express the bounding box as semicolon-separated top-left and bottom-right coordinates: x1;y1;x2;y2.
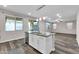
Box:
0;37;24;43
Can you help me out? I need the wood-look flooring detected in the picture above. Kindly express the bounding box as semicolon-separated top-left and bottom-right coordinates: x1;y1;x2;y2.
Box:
0;33;78;54
0;39;41;54
52;33;78;54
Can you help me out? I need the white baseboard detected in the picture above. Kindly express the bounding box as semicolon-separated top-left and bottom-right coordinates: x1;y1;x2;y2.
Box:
0;37;24;43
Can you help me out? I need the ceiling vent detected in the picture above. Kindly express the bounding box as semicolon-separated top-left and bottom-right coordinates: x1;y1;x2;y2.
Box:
36;5;46;11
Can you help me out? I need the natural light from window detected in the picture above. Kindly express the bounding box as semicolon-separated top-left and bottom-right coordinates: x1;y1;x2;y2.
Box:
5;18;15;31
5;16;23;31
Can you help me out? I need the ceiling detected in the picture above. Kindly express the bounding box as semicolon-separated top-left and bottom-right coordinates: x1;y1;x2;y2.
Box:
0;5;79;22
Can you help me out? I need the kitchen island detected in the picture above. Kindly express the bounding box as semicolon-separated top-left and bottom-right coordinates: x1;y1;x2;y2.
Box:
29;32;55;54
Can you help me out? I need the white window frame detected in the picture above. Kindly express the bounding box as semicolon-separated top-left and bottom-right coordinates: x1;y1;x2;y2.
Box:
15;18;23;31
5;16;23;32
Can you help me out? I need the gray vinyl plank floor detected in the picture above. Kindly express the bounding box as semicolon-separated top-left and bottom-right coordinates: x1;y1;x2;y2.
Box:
0;33;78;54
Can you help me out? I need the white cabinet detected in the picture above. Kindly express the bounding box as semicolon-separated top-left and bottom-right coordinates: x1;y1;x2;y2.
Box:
29;34;38;49
38;37;45;53
29;34;33;46
32;35;38;49
46;35;53;53
29;33;55;54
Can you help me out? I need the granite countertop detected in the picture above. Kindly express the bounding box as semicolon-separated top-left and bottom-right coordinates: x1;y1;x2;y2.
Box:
25;32;52;37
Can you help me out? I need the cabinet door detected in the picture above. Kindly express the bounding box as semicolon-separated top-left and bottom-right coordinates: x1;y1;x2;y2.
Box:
29;34;33;46
38;37;46;53
46;36;52;53
32;35;38;49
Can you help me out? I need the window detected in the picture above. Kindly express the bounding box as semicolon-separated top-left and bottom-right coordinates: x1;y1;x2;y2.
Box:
5;17;15;31
53;23;57;29
66;22;73;29
16;18;23;30
5;16;23;31
33;21;39;32
28;20;39;32
46;22;51;32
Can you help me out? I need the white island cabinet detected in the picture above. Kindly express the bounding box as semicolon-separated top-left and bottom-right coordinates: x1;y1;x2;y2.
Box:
29;33;55;54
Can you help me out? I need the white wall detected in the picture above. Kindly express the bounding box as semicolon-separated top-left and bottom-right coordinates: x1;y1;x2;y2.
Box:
52;21;76;34
0;13;28;43
39;20;46;33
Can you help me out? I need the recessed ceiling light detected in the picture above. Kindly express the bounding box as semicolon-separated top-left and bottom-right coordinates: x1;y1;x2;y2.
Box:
39;18;42;21
55;20;59;22
56;13;62;18
3;5;7;7
59;19;63;22
28;13;31;15
43;17;46;20
36;19;39;21
55;19;60;22
43;16;48;20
